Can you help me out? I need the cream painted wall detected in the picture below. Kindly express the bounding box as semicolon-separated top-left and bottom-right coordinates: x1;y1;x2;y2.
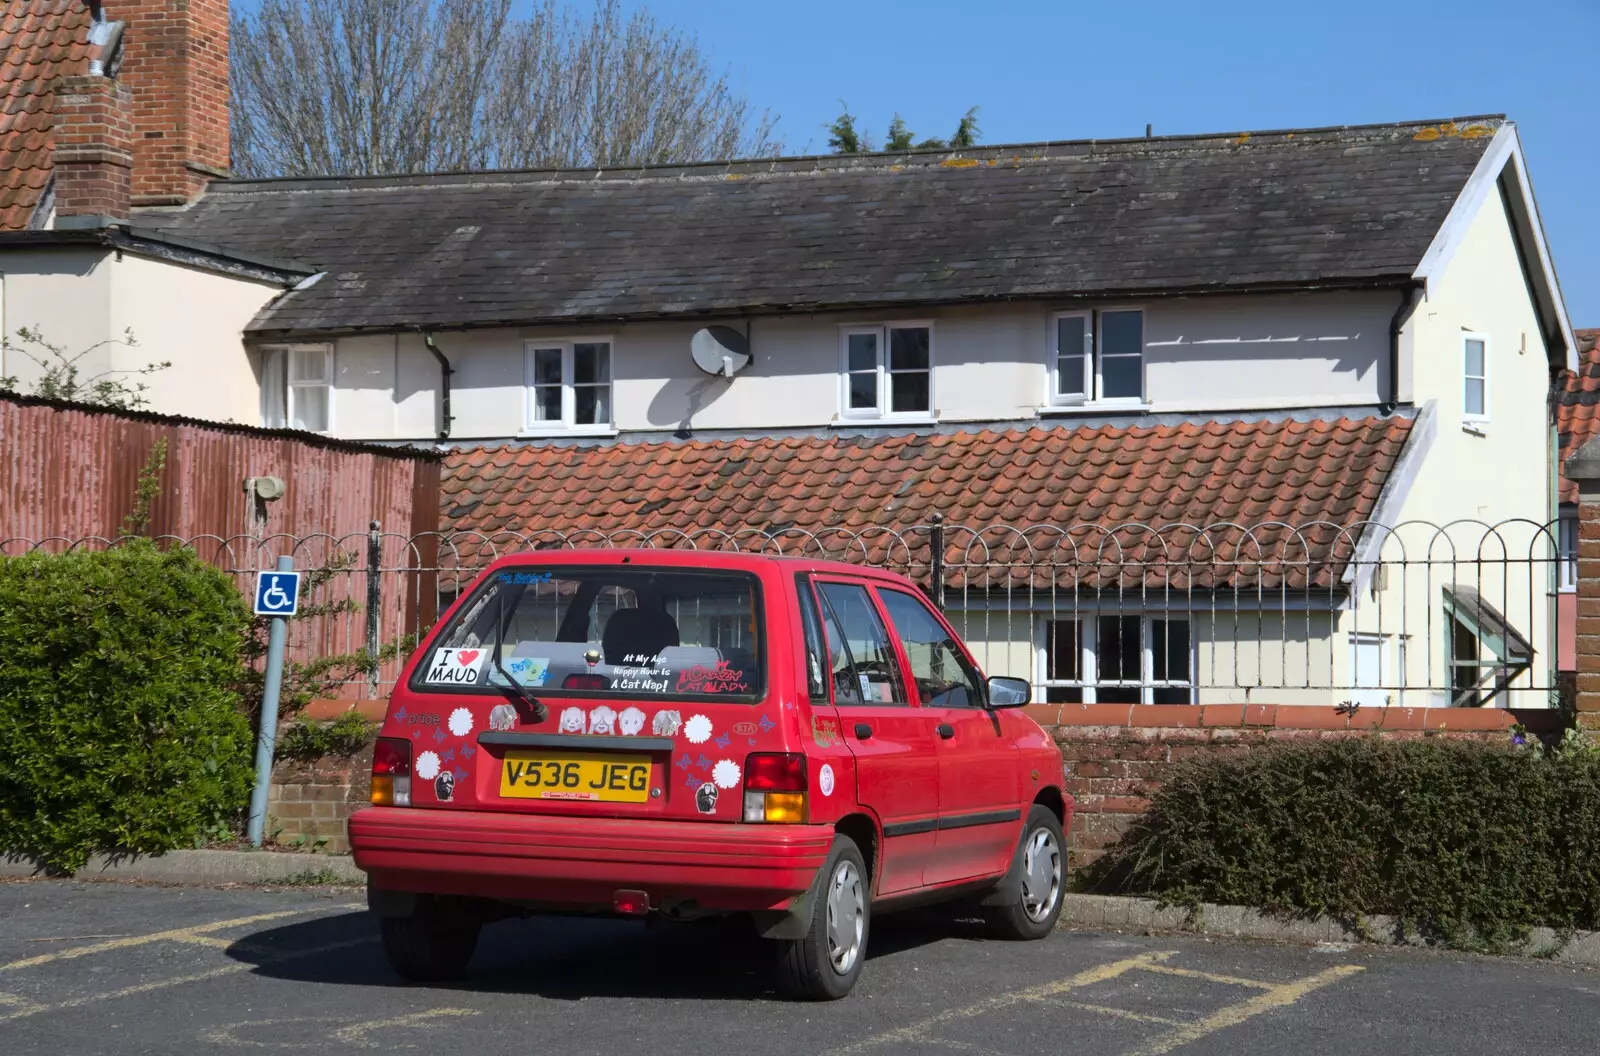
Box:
108;254;281;424
0;248;115;389
324;291;1392;442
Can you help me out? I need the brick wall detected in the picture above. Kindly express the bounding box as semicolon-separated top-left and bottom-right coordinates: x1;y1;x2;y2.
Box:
1032;703;1522;867
118;0;230;204
51;74;133;218
268;738;374;854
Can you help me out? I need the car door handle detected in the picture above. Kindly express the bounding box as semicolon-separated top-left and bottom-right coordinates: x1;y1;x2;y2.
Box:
854;723;873;740
935;723;955;739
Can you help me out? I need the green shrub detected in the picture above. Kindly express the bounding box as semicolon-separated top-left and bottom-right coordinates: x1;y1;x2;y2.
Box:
0;543;255;873
1080;736;1600;949
276;709;377;763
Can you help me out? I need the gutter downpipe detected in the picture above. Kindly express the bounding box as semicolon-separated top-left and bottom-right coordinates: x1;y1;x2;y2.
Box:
422;331;453;440
1386;283;1422;412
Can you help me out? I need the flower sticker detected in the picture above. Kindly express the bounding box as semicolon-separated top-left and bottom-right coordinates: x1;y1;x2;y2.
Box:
712;759;741;789
447;707;473;738
415;751;441;781
684;714;713;744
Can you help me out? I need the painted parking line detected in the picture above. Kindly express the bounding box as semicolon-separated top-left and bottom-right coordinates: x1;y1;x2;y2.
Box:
203;1007;482;1050
843;950;1365;1056
0;909;310;973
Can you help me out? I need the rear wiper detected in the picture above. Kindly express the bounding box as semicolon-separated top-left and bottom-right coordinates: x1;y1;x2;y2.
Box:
493;585;548;723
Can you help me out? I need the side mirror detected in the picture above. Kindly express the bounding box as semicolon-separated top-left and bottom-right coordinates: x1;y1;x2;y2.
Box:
986;676;1030;709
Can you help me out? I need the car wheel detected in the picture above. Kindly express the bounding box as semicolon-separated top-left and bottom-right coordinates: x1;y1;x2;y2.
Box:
984;804;1065;940
775;835;869;1000
379;896;481;982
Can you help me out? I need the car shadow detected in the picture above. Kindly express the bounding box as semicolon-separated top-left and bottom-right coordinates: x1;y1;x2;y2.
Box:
227;905;984;1001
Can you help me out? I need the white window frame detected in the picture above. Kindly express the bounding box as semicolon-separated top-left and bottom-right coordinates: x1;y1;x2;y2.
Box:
1034;612;1194;704
521;337;615;434
837;321;934;421
1462;331;1490;426
1559;509;1578;593
1047;308;1146;408
260;343;334;434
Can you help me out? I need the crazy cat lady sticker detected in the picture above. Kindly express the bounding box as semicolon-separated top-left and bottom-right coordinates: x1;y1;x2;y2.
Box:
424;648;486;685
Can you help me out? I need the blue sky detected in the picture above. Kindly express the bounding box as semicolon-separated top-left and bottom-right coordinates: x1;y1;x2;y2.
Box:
639;0;1598;327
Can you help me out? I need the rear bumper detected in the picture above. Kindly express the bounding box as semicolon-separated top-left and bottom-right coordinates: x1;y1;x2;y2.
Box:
349;806;835;911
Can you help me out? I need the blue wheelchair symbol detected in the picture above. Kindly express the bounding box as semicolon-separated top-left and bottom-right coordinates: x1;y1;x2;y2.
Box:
254;571;302;617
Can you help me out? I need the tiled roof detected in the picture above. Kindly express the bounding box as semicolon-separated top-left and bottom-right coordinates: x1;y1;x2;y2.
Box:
134;117;1503;336
0;0;91;230
1559;328;1600;504
440;416;1415;590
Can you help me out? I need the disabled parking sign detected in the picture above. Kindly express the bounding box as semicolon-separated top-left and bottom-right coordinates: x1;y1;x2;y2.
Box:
253;570;301;617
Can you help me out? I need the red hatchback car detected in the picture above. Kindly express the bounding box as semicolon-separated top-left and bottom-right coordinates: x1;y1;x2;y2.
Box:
349;551;1071;999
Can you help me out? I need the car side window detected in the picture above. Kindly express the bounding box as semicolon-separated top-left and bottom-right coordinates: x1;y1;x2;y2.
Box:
795;575;830;703
878;588;985;708
817;582;907;706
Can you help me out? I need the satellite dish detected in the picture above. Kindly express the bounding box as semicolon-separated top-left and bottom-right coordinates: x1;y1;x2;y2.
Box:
690;326;752;378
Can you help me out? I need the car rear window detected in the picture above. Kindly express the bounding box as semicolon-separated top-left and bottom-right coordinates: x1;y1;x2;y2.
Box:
411;566;764;702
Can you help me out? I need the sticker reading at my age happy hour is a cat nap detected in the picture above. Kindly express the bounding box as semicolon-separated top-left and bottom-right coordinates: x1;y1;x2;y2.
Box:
425;648;486;685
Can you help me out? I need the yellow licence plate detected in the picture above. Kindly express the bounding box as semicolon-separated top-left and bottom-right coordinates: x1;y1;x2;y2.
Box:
499;751;651;803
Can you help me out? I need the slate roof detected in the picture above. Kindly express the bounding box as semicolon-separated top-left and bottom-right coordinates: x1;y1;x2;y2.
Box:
439;415;1415;590
0;0;91;230
1558;328;1600;504
132;117;1504;337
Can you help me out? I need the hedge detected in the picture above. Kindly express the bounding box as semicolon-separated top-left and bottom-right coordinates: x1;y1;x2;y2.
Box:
0;543;255;872
1081;736;1600;949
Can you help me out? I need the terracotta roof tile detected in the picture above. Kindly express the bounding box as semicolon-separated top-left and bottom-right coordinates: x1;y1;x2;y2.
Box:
0;0;92;229
1558;329;1600;503
441;416;1414;590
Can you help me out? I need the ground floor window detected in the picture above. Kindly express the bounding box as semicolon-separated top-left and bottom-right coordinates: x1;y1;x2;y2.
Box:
1039;614;1191;704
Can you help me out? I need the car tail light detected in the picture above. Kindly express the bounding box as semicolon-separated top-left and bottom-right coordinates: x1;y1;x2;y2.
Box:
562;674;609;691
742;753;808;823
370;737;412;807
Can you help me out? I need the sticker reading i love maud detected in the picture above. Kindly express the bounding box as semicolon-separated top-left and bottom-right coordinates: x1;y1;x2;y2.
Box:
425;647;487;685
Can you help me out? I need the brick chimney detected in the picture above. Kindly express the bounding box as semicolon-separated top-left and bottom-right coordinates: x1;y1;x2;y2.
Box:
51;72;135;223
115;0;230;206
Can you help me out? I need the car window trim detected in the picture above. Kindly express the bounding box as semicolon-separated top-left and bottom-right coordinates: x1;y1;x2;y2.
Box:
811;575;915;708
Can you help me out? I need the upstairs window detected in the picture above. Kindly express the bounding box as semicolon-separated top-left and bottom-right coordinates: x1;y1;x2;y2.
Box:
260;344;332;433
841;324;931;419
524;340;612;431
1463;333;1489;424
1050;309;1144;405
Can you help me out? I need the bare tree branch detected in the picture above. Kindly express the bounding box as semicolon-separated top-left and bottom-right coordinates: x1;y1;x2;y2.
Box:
230;0;782;177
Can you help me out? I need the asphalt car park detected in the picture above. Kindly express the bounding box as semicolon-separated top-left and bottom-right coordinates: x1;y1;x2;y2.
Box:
3;878;1599;1056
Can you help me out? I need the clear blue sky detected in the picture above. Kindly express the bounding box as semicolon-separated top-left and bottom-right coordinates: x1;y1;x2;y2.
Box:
638;0;1597;327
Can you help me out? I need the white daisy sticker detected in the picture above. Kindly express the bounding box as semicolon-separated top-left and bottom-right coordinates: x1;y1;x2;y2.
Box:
447;707;473;738
818;763;836;797
415;750;441;781
683;714;713;744
712;759;741;789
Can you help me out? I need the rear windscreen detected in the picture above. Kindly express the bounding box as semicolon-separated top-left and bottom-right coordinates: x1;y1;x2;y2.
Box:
412;567;764;702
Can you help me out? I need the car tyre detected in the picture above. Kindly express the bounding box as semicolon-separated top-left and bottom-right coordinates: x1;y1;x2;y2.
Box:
379;896;481;982
775;834;869;1000
984;804;1065;940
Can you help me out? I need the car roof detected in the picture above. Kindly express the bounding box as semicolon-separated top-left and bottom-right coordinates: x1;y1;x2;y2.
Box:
483;548;914;586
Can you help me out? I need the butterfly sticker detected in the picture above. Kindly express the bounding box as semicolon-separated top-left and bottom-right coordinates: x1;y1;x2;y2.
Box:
697;754;712;770
675;755;692;771
394;706;409;723
684;774;700;789
441;748;455;764
461;744;475;758
714;733;731;749
758;714;776;733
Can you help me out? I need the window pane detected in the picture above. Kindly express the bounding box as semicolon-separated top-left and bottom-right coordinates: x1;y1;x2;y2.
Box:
1056;353;1088;398
533;348;562;385
1046;619;1081;681
1465;378;1485;416
574;384;610;425
289;347;329;384
1100;355;1142;400
889;369;929;413
1097;615;1140;683
818;582;906;705
532;384;561;422
847;332;878;372
260;350;287;429
849;371;878;410
1465;339;1485;377
1101;310;1143;357
879;590;983;708
574;343;609;384
1152;619;1190;682
290;385;329;432
888;327;930;371
1045;686;1084;704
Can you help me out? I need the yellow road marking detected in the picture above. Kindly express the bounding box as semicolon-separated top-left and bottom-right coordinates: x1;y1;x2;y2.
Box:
834;950;1178;1053
1123;964;1367;1056
202;1006;480;1049
0;937;373;1024
167;932;237;949
1139;964;1279;989
333;1007;481;1047
1052;1000;1185;1026
0;990;43;1013
0;909;306;973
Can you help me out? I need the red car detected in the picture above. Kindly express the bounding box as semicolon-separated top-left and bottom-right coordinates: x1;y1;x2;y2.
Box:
349;551;1070;999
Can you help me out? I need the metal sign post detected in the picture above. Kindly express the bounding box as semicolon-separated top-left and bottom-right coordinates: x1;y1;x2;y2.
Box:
247;556;300;847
